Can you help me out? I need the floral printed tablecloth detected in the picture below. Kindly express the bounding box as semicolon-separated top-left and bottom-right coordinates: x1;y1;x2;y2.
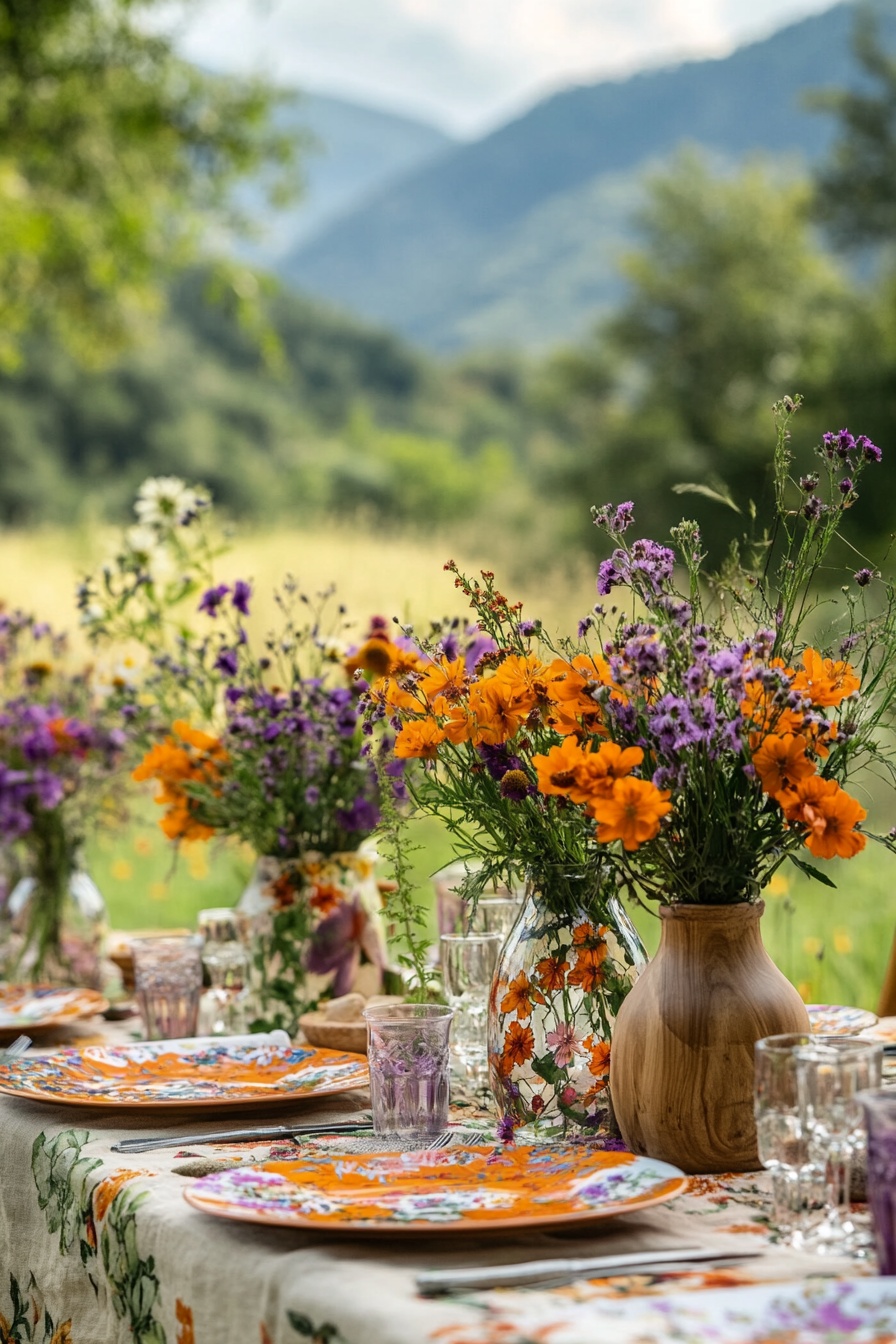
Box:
0;1017;891;1344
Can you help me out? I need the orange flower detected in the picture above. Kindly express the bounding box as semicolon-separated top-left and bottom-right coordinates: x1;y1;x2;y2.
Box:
588;1040;612;1078
393;718;446;759
545;655;613;736
176;1300;196;1344
93;1169;152;1222
570;741;644;805
418;656;468;707
536;954;569;991
344;636;403;681
133;722;227;842
441;704;475;744
500;1020;535;1071
492;653;553;715
531;736;589;796
468;679;528;745
568;944;608;992
591;777;672;850
782;776;867;859
379;675;425;714
791;648;860;708
752;733;816;800
500;971;544;1019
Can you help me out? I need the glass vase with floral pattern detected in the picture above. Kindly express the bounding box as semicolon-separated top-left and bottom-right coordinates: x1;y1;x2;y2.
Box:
237;845;388;1036
488;865;646;1139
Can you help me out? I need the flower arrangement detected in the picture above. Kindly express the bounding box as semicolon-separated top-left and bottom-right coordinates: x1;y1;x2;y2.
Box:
81;478;398;1031
369;398;896;1136
377;399;895;908
0;609;125;983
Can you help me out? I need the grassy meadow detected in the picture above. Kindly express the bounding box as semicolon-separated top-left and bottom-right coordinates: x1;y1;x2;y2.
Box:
4;524;895;1014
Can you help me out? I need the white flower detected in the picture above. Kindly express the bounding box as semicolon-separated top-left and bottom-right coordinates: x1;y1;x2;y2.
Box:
134;476;207;528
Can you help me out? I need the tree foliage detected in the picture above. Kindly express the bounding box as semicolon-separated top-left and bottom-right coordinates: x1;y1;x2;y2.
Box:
811;2;896;247
0;0;298;365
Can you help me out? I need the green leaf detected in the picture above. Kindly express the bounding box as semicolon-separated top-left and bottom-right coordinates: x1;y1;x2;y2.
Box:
788;855;838;889
671;482;741;513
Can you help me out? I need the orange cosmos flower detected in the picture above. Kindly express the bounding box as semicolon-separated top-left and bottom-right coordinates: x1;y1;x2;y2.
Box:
588;1039;612;1079
782;776;867;860
418;656;468;708
491;653;553;715
344;636;416;681
133;722;227;842
393;718;446;759
591;776;672;850
544;655;613;737
536;954;569;992
791;648;860;709
500;971;544;1019
568;944;608;992
468;679;528;745
752;733;816;800
572;741;644;805
531;736;589;796
500;1020;535;1071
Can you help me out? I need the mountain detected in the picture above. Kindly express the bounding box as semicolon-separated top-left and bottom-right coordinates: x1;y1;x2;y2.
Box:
240;91;454;264
280;0;893;352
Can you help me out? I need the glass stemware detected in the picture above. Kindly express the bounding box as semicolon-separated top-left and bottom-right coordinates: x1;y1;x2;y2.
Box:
754;1033;825;1245
795;1037;883;1255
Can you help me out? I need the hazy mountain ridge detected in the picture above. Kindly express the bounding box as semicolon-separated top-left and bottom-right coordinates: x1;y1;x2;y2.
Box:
280;1;893;351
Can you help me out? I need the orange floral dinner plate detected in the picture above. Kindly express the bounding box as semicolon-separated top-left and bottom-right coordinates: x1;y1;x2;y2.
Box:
0;985;109;1038
183;1144;687;1233
0;1039;369;1108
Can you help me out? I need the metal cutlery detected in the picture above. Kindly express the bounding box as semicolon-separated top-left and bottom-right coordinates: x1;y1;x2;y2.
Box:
416;1245;763;1295
112;1117;375;1153
0;1035;32;1065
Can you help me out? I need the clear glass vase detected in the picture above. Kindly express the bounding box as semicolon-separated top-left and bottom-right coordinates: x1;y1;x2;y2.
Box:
237;846;388;1036
0;848;107;990
487;867;646;1139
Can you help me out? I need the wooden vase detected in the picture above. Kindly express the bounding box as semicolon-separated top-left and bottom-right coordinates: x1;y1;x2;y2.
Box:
609;901;810;1174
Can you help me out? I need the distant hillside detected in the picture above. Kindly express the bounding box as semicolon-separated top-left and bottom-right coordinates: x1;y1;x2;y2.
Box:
281;0;894;351
239;91;454;264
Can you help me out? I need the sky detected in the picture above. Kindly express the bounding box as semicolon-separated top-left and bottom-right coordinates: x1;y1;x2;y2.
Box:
178;0;843;135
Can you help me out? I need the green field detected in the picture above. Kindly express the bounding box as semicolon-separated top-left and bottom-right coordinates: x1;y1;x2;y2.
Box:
6;524;895;1015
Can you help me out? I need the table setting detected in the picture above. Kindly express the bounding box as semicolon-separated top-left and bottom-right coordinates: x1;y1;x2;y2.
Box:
5;426;896;1342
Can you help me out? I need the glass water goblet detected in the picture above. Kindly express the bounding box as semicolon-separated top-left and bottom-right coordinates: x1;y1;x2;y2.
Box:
439;931;503;1087
754;1033;825;1245
197;907;250;1036
795;1036;883;1256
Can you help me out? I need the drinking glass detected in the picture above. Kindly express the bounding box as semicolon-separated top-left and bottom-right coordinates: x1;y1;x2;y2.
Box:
439;931;503;1085
363;1002;453;1139
795;1037;883;1254
433;860;524;935
197;908;250;1036
468;897;523;938
754;1033;825;1244
858;1088;896;1274
131;935;203;1040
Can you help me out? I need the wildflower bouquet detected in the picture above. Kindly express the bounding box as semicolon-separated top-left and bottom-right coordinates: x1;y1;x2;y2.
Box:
371;398;896;1136
81;478;394;1031
0;610;126;984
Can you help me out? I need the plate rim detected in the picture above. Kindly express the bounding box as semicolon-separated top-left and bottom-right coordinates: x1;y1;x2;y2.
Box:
181;1144;689;1234
0;984;109;1035
0;1042;369;1109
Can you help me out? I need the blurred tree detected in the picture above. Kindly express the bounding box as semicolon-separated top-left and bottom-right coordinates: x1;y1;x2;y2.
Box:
0;0;299;366
810;3;896;247
540;151;872;561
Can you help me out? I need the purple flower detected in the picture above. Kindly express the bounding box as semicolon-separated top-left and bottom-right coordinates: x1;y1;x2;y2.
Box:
855;567;874;587
517;620;538;637
231;580;252;616
335;795;380;835
496;1116;518;1145
803;495;824;522
838;477;854;495
214;648;239;677
856;434;882;463
198;584;230;616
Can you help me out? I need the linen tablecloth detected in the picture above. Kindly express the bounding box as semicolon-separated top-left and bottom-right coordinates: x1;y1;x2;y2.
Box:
0;1018;884;1344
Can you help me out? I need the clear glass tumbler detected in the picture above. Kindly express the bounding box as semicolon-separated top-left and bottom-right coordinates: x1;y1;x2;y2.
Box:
131;935;203;1041
197;907;250;1036
440;931;503;1086
754;1032;825;1244
362;1002;453;1139
796;1037;883;1255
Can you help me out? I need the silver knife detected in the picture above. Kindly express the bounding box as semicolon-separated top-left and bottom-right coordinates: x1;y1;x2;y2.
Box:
112;1118;373;1153
416;1245;762;1295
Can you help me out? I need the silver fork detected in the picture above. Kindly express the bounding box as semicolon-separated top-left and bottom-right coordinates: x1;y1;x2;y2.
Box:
0;1035;31;1064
